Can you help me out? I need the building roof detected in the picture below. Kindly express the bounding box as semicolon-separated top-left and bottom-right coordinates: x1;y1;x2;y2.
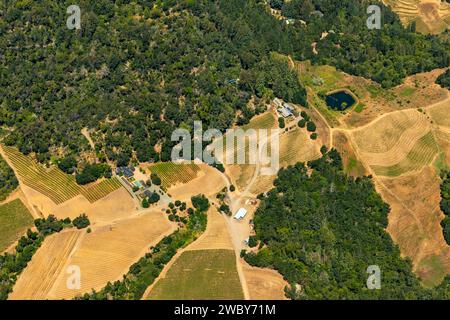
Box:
234;208;248;220
278;107;293;118
143;190;153;197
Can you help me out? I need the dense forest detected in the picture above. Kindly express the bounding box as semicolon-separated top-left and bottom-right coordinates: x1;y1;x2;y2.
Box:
1;0;448;168
269;0;449;87
0;155;18;201
243;149;450;299
0;0;305;167
440;171;450;245
436;69;450;90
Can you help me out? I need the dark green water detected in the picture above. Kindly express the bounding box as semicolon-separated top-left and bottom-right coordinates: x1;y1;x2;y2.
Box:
325;91;356;111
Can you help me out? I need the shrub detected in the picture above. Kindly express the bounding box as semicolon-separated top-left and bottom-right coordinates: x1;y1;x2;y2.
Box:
72;214;90;229
306;121;316;132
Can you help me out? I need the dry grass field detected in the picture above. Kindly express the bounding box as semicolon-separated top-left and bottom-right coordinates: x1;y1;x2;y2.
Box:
167;164;226;201
352;109;431;154
241;262;288;300
10;210;176;299
0;199;34;252
223;111;278;192
20;183;137;223
379;166;450;287
370;131;439;177
351;109;440;177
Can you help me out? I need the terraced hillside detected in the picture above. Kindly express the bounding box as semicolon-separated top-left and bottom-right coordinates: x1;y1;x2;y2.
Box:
2;146;122;204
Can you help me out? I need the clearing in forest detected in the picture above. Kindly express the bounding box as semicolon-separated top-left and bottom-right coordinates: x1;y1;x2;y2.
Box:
0;199;34;252
1;146;122;205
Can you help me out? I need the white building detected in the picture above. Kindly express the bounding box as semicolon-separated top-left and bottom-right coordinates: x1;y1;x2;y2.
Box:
234;208;248;220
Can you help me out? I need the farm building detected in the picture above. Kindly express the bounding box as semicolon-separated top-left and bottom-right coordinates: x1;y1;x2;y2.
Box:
143;190;153;198
277;103;294;118
116;167;134;178
234;208;248;220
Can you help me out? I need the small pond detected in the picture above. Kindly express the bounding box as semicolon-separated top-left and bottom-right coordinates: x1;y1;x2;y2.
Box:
325;90;356;111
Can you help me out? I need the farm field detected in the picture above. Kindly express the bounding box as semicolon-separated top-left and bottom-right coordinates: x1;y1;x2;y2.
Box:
242;111;278;130
147;249;244;300
9;229;83;300
10;210;176;299
187;208;234;251
352;109;431;154
0;199;34;252
350;109;441;177
279;128;321;167
148;162;200;189
370;131;439;177
1;146;122;205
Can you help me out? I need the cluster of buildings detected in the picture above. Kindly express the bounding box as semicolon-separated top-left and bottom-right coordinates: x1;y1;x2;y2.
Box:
116;166;153;200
